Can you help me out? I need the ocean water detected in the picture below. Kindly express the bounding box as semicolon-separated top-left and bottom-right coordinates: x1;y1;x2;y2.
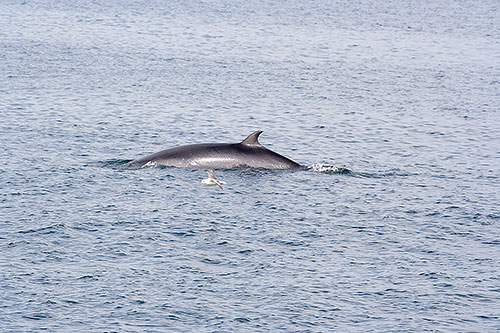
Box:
1;0;499;331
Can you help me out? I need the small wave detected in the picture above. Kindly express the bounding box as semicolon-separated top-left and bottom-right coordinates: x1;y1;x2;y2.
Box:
95;159;132;168
97;159;169;169
308;163;352;174
308;164;413;178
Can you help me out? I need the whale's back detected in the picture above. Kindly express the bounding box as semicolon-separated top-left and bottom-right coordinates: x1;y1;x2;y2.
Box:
126;131;303;170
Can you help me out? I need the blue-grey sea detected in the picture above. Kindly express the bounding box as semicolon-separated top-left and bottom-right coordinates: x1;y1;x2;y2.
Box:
1;1;499;331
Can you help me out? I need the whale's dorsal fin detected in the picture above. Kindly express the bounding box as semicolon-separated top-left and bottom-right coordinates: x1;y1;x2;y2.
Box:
241;130;263;146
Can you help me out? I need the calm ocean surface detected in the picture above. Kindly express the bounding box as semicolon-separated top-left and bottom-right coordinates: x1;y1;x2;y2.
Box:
1;1;499;331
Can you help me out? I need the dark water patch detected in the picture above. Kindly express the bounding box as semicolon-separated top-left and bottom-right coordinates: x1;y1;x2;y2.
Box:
200;258;222;265
77;275;98;281
238;249;253;255
166;230;196;237
269;237;306;247
353;170;414;178
22;313;52;320
297;230;323;239
419;272;449;280
482;240;499;245
476;315;499;320
17;224;65;235
62;299;79;304
233;317;251;323
163;314;181;320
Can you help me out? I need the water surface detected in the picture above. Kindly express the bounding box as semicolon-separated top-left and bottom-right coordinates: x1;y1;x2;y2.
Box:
1;1;499;331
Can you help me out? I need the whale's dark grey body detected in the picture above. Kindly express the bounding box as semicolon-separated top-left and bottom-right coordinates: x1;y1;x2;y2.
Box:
126;131;303;170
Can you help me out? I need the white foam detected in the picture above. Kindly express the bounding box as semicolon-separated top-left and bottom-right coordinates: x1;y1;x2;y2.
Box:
308;163;351;174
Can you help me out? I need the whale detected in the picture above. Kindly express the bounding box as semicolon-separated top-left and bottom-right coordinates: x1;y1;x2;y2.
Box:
125;130;303;170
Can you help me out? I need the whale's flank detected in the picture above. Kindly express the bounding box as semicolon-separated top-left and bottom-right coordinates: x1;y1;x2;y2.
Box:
126;130;302;170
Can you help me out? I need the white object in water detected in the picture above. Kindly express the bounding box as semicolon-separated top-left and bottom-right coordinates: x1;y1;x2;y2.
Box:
201;170;226;189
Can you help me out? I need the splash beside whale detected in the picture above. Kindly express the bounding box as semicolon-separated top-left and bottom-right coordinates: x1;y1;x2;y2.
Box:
125;130;303;170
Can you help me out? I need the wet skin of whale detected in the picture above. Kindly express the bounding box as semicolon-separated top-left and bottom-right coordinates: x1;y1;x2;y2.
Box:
126;130;303;170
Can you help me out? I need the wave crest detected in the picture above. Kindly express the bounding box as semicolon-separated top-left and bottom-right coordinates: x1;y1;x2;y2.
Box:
308;163;352;174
